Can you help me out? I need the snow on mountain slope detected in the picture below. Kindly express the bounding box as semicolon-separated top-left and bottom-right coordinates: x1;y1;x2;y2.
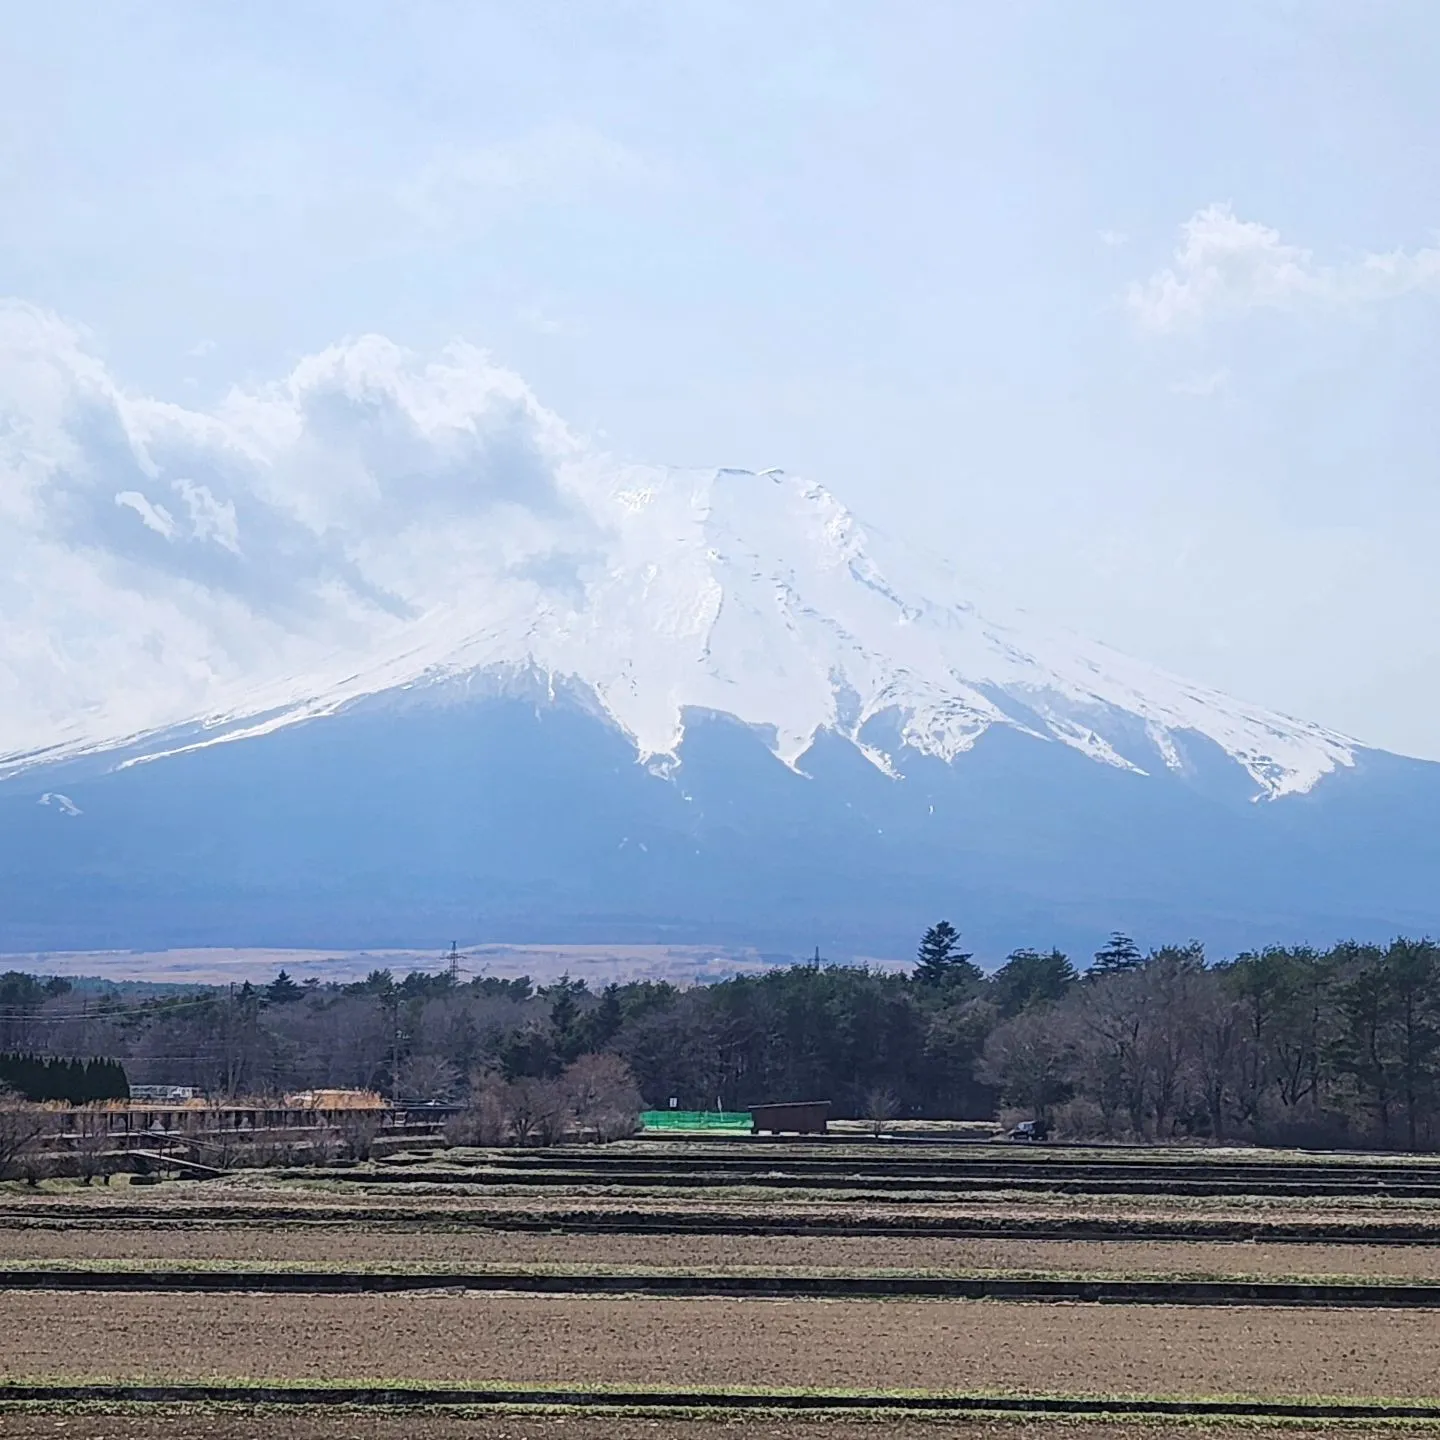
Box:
0;304;1355;797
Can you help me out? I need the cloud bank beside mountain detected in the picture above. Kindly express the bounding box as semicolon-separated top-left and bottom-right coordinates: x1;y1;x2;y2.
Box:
0;302;610;758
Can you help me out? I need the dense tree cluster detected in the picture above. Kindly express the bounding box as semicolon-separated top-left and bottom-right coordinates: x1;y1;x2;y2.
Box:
0;972;72;1051
981;937;1440;1150
0;1054;129;1104
4;928;1440;1148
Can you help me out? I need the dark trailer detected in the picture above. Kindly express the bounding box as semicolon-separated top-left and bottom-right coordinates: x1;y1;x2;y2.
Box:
750;1101;830;1135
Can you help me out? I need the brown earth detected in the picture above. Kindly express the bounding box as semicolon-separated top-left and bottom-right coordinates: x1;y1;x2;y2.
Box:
2;1292;1438;1399
1;1421;1433;1440
9;1173;1440;1231
8;1225;1440;1280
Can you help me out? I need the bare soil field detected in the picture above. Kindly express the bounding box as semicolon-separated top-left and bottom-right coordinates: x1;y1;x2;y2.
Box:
9;1225;1440;1281
10;1174;1440;1232
1;1419;1431;1440
2;1292;1438;1399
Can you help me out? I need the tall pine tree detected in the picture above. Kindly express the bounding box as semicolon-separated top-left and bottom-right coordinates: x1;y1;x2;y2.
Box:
993;948;1078;1017
914;921;979;987
265;970;303;1005
1089;932;1144;978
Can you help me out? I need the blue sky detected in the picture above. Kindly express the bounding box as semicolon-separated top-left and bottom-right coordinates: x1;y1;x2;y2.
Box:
5;1;1440;757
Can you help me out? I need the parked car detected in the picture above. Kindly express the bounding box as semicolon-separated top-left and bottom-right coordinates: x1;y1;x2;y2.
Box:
1007;1119;1048;1143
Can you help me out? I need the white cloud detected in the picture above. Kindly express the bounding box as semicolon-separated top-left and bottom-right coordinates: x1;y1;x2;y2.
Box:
1098;229;1129;248
188;339;216;358
174;478;241;554
1128;203;1440;331
115;490;177;539
0;301;607;760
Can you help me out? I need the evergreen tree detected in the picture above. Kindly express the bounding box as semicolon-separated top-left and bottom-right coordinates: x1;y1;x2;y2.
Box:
914;921;978;987
1380;938;1440;1151
265;970;303;1005
546;975;588;1064
0;1053;130;1103
1090;932;1144;978
499;1025;558;1081
993;948;1078;1017
350;968;396;998
586;983;625;1051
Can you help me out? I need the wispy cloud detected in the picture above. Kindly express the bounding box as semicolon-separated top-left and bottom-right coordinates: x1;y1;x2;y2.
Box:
1169;367;1230;397
400;124;654;233
1128;204;1440;331
1098;229;1129;248
115;490;178;539
517;304;571;337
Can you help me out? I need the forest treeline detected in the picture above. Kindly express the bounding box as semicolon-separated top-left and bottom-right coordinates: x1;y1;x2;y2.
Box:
0;1053;130;1104
4;926;1440;1149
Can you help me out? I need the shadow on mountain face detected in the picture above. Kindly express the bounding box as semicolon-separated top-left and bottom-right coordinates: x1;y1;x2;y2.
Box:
1;691;1437;959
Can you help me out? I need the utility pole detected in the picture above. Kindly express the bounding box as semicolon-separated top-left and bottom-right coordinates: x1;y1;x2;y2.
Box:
389;989;402;1106
224;983;238;1099
448;942;460;985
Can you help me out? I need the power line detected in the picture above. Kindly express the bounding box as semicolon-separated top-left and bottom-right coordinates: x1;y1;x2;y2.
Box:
0;994;238;1024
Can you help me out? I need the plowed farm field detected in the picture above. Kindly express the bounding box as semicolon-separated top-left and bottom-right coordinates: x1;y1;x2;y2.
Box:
11;1146;1440;1436
3;1291;1439;1399
9;1224;1440;1281
1;1419;1427;1440
9;1167;1440;1237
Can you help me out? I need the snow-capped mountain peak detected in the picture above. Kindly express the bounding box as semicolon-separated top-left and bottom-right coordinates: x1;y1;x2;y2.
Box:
0;312;1354;797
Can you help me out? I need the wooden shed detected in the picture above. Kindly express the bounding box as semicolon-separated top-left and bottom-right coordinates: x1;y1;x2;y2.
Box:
749;1101;830;1135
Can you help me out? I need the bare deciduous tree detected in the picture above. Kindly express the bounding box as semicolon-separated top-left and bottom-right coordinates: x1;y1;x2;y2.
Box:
980;1007;1076;1130
337;1111;382;1161
0;1092;51;1181
445;1072;511;1147
863;1084;899;1137
398;1054;461;1103
565;1054;642;1142
71;1108;112;1185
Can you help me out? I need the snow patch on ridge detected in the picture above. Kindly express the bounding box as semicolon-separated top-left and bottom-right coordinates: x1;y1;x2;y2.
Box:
0;311;1357;799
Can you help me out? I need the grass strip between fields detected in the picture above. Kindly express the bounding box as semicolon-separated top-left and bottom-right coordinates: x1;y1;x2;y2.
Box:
296;1168;1440;1200
11;1207;1440;1244
5;1381;1440;1422
7;1257;1440;1285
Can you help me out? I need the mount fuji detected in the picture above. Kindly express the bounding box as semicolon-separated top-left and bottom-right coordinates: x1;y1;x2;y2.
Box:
2;306;1437;958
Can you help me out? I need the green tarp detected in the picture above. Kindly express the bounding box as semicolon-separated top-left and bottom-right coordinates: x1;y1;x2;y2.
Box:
641;1110;751;1131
